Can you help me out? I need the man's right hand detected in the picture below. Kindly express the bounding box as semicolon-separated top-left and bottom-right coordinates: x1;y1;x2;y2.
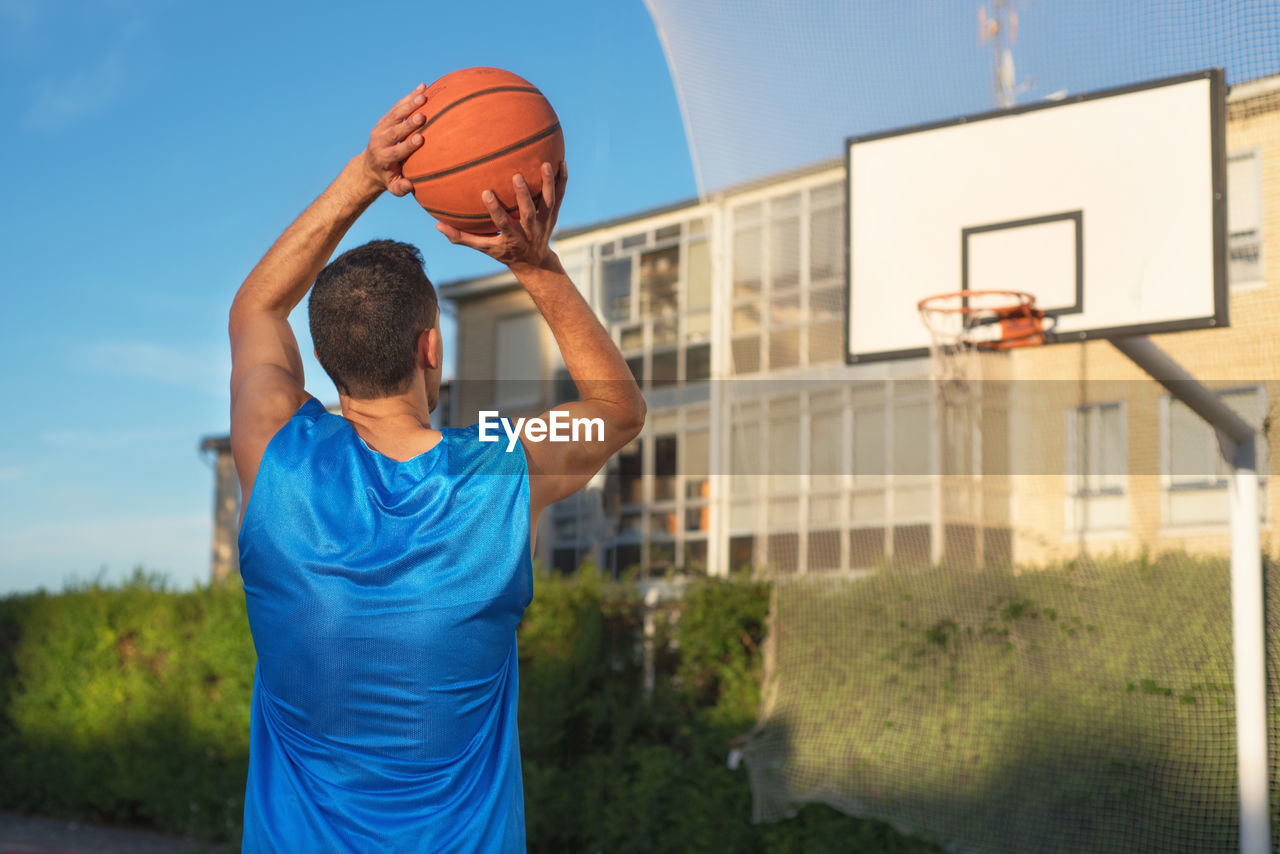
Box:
435;161;567;274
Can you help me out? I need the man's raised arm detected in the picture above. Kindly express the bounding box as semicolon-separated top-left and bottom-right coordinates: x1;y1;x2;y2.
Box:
228;84;428;504
438;162;647;528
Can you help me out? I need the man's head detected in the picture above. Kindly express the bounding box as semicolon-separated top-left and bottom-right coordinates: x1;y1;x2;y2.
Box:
309;240;441;402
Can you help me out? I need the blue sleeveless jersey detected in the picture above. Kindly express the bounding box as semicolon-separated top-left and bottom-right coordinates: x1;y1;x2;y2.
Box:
238;398;532;853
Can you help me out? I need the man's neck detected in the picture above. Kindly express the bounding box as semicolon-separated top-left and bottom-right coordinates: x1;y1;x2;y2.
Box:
338;389;441;461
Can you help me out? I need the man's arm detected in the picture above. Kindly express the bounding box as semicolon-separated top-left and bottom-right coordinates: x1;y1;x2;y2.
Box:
228;84;428;508
438;163;647;534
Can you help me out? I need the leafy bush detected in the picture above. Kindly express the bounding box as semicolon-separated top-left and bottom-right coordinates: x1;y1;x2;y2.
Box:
0;570;253;840
0;565;938;852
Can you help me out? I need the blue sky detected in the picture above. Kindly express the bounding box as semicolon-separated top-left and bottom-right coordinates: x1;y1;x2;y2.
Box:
2;0;1278;596
0;0;696;594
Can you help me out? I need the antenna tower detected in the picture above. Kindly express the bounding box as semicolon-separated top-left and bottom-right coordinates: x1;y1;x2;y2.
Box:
979;1;1031;107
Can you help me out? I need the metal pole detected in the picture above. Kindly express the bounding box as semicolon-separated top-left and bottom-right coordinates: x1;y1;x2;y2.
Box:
1230;438;1270;854
1111;335;1270;854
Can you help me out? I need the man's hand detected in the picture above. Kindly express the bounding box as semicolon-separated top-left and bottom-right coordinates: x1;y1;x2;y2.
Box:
436;161;567;272
361;83;428;197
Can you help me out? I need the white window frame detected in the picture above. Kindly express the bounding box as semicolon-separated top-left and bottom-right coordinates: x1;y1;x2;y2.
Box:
1160;385;1269;529
1064;402;1129;535
1227;148;1264;290
494;312;544;408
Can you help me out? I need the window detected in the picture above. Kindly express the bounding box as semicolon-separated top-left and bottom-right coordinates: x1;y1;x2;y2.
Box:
1067;403;1127;495
686;240;711;311
640;246;680;316
603;258;632;322
653;435;678;501
1228;149;1263;287
495;313;542;406
617;441;643;505
1163;386;1268;526
597;217;712;386
1065;403;1128;534
730;180;847;373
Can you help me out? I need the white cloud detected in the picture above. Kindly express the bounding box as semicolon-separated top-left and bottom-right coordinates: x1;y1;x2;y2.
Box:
78;339;230;398
26;50;126;131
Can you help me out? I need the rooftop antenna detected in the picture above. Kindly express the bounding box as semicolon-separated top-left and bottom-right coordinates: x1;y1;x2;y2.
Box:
979;1;1033;107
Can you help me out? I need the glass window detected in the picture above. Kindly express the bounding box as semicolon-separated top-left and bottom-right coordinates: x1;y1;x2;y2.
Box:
894;400;931;476
733;304;762;333
808;322;843;365
653;435;679;502
767;532;799;573
769;400;801;491
686;240;711;310
807;530;842;571
770;293;802;327
618;441;643;505
603;258;632;323
685;311;712;344
652;317;678;347
732;336;761;374
621;232;647;249
683;539;708;573
733;228;763;297
619;325;644;352
684;428;710;500
852;408;886;479
685;343;711;382
495;313;542;406
1167;387;1265;486
652;350;678;388
732;415;760;477
1228;150;1263;286
1068;403;1126;495
612;543;642;576
810;182;843;208
640;246;680;316
810;206;844;283
769;327;801;370
770;215;801;289
656;223;682;241
625;355;644;386
729;535;755;572
810;286;843;322
810;408;844;476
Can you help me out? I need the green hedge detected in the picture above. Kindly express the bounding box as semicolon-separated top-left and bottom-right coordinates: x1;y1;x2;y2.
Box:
0;566;937;852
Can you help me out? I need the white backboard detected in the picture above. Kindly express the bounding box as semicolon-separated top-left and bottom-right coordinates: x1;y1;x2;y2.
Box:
845;69;1226;363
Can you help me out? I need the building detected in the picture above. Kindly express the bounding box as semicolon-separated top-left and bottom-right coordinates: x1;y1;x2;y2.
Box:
203;74;1279;580
440;73;1280;578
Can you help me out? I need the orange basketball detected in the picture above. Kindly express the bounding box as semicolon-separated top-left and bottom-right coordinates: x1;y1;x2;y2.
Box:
402;67;565;234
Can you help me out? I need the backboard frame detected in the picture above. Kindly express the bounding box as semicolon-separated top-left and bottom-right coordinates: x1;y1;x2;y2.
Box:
844;68;1227;365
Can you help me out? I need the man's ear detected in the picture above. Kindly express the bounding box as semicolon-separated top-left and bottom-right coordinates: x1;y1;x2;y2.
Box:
417;327;442;372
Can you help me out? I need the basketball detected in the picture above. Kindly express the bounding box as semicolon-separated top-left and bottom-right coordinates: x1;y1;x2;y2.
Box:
402;67;565;234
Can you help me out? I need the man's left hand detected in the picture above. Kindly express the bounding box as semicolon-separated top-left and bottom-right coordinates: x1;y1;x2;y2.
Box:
361;83;428;197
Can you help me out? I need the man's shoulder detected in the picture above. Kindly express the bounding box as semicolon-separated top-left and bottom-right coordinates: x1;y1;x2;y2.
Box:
450;418;529;477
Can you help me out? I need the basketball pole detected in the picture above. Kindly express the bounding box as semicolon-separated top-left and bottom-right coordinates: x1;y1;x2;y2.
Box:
1110;334;1270;854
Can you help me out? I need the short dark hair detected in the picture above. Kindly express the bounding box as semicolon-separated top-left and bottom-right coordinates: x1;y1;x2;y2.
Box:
308;240;439;399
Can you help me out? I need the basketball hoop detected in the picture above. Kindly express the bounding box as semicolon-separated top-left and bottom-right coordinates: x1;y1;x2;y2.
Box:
917;289;1047;406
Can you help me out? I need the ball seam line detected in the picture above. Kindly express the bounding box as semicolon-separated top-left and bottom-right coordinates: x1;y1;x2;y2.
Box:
416;85;544;135
405;122;562;184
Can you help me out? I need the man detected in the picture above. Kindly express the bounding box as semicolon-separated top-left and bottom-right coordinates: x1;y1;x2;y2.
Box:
228;84;646;853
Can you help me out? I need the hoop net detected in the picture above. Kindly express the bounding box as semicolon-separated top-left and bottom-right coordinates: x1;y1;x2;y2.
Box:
918;289;1046;406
